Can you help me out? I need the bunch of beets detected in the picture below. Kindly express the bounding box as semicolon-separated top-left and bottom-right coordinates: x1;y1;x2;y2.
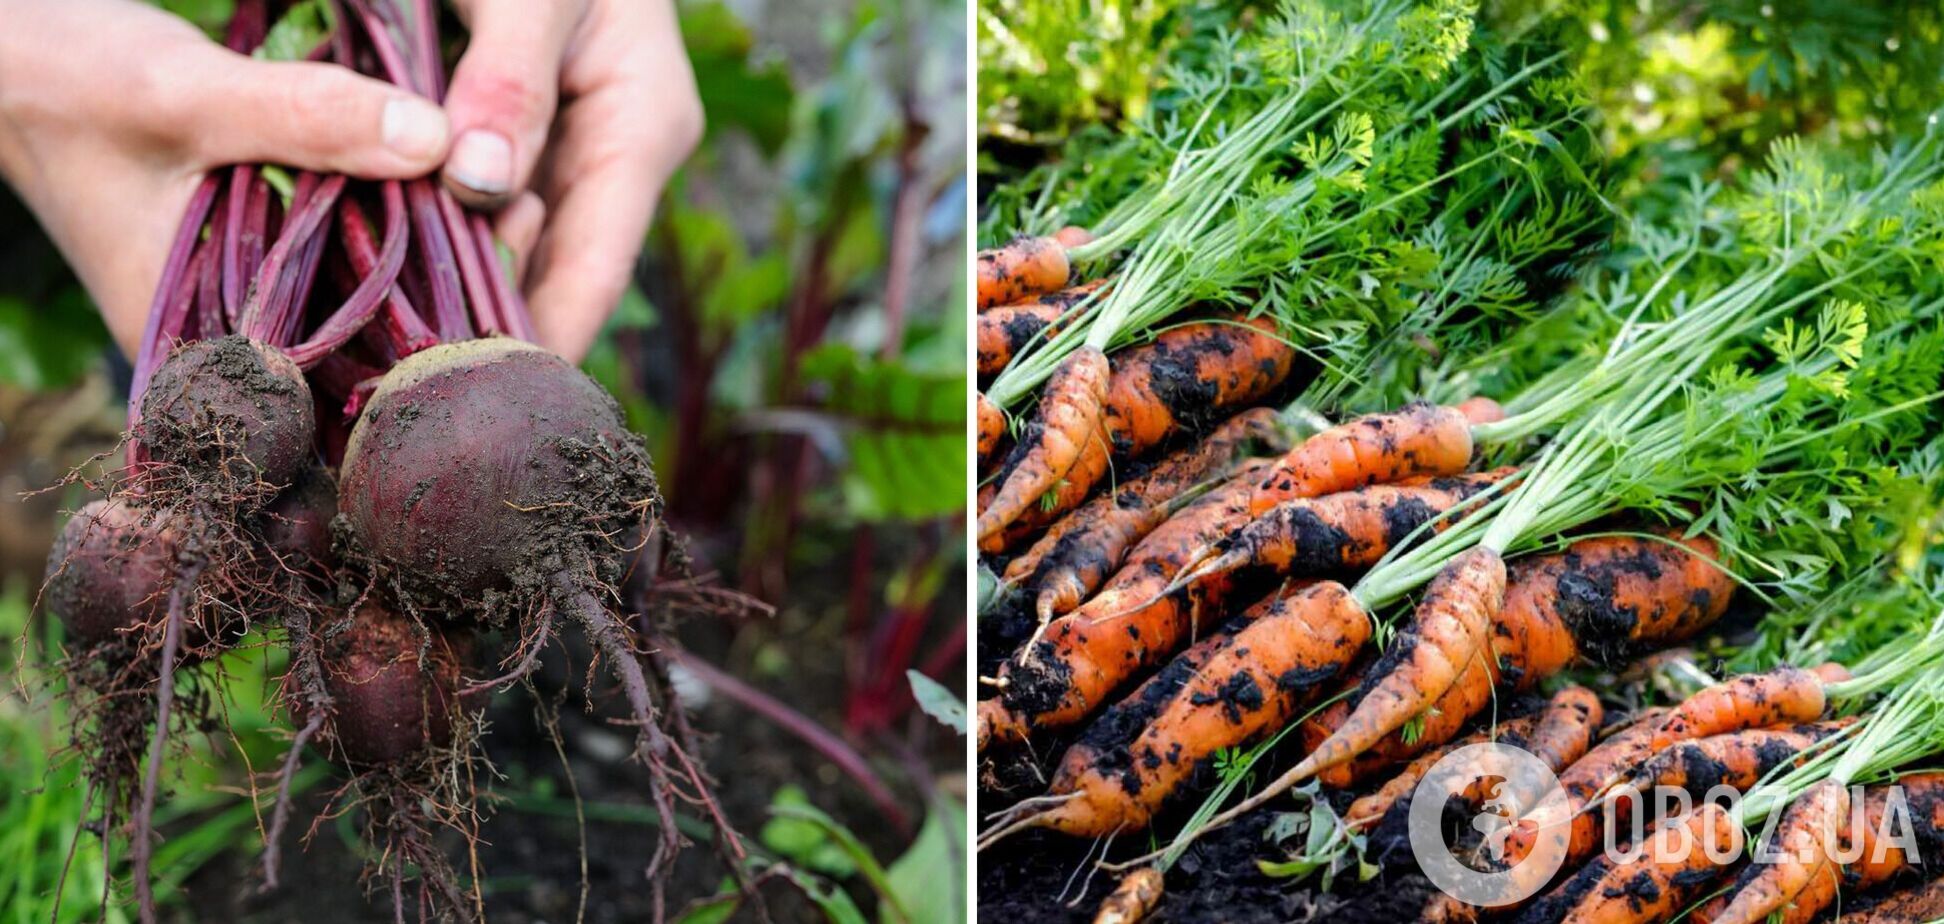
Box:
36;2;748;921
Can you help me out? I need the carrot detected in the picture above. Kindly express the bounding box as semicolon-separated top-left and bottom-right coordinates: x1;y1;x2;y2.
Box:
1831;876;1944;924
1042;581;1306;779
1246;401;1481;516
1647;663;1849;752
977;235;1071;310
981;425;1115;554
979;582;1365;841
1496;532;1736;683
1345;713;1542;834
1519;802;1740;924
1167;468;1518;599
1706;780;1849;924
1004;409;1286;625
1284;546;1507;783
1190;546;1505;833
977;392;1005;465
1053;225;1095;249
1092;867;1162;924
978;346;1111;543
1845;772;1944;892
1097;315;1298;459
1621;720;1852;799
976;281;1108;377
1419;709;1672;924
978;471;1263;749
1309;531;1734;789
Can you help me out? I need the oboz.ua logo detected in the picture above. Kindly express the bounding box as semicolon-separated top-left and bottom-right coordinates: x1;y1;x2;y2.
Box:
1406;743;1927;907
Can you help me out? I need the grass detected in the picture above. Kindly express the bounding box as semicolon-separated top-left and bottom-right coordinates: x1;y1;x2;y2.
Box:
0;582;307;922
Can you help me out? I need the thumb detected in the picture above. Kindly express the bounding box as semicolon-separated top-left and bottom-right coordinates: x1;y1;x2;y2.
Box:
175;49;451;178
438;0;583;208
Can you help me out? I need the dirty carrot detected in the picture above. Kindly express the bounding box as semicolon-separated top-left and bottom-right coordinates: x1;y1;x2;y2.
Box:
1622;721;1852;799
978;346;1111;543
980;581;1365;842
978;471;1262;750
1518;802;1740;924
1647;663;1849;752
1249;546;1507;792
1092;867;1162;924
1005;409;1287;627
977;235;1072;310
977;280;1109;376
1097;315;1298;459
1166;467;1517;599
1707;779;1849;924
1345;713;1542;834
977;392;1005;465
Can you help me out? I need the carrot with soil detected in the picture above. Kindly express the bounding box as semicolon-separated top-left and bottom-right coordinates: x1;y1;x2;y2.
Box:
977;280;1109;376
1002;408;1289;643
979;580;1366;843
977;346;1111;543
978;236;1074;310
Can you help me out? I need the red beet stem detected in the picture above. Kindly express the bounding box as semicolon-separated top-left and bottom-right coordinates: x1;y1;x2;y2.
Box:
128;176;221;438
406;179;472;339
344;0;414;88
413;0;444;100
340;191;439;355
288;183;409;368
193;218;225;341
436;186;501;335
231;175;274;328
470;213;534;341
242;174;346;343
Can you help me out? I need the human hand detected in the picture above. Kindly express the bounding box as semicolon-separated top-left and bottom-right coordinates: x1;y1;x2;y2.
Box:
441;0;702;362
0;0;700;363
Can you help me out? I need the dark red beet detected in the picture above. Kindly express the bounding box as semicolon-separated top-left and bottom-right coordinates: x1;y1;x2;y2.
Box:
140;335;316;487
258;466;337;569
42;500;179;645
318;599;468;766
338;339;658;607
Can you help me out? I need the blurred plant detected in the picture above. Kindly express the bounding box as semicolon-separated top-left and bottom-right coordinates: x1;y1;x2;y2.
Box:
595;0;968;742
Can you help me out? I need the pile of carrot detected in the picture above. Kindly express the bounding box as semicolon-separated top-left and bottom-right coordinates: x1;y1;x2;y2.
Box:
972;3;1944;919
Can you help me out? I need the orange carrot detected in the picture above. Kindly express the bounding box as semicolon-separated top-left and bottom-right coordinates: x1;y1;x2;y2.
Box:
981;582;1365;841
1648;663;1848;752
1096;315;1298;460
1004;410;1287;622
1833;877;1944;924
1194;547;1506;831
978;236;1071;310
1246;401;1480;515
1622;720;1852;799
976;280;1109;377
978;470;1262;750
1289;547;1507;782
1053;225;1095;249
1708;780;1849;924
1419;708;1673;924
977;392;1005;465
1346;713;1542;834
1845;772;1944;892
1092;867;1162;924
981;424;1115;554
978;346;1111;543
1168;467;1517;598
1523;802;1740;924
1496;532;1736;683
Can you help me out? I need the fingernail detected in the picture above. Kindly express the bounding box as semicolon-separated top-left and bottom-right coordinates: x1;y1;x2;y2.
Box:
381;96;449;161
447;130;513;196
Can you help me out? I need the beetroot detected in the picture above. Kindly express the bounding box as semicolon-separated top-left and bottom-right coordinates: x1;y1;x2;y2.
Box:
140;335;315;488
339;338;657;605
42;500;179;646
317;599;469;766
258;466;337;570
